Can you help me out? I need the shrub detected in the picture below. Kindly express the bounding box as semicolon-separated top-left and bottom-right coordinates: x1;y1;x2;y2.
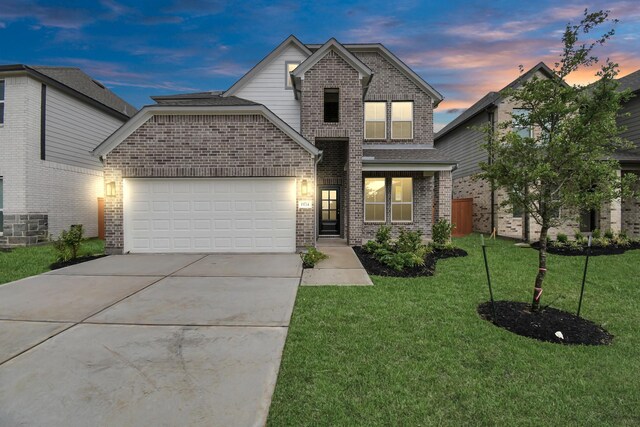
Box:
396;228;424;253
364;225;393;254
364;225;428;271
574;231;584;241
613;231;630;247
556;233;568;244
604;229;615;240
300;246;328;268
52;224;84;262
432;219;454;245
591;229;601;239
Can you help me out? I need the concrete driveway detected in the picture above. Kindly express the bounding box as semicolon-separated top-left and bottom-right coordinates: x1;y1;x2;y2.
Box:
0;253;302;427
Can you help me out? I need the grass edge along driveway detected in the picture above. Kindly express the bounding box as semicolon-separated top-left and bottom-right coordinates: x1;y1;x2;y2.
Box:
268;234;640;426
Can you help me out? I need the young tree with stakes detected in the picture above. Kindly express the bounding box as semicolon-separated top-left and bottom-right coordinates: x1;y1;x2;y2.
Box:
479;9;636;312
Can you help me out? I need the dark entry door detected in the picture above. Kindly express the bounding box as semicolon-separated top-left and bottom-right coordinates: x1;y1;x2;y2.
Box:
319;187;340;235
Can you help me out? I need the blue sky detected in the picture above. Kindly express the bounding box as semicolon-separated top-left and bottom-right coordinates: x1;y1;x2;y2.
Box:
2;0;639;129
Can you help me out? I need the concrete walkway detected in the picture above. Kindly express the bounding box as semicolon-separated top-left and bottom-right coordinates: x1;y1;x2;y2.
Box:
301;239;373;286
0;253;301;426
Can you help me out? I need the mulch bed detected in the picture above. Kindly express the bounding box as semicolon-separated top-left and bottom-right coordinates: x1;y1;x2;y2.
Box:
352;246;468;278
478;300;613;346
50;254;106;270
531;241;640;256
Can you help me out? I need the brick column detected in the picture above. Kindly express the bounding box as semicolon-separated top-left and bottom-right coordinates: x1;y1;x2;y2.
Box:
434;170;452;222
347;138;363;245
599;169;622;233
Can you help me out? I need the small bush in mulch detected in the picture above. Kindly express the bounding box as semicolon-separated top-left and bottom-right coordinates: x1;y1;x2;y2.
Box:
300;246;328;269
50;254;107;270
478;300;613;346
352;245;468;278
530;240;640;256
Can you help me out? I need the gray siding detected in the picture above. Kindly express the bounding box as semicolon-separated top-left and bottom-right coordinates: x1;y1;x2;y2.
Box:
435;112;489;179
45;85;124;170
619;94;640;147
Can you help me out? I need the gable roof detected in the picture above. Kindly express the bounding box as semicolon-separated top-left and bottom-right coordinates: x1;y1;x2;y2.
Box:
0;64;136;119
307;43;444;105
223;35;311;97
617;69;640;94
92;104;320;158
435;62;559;141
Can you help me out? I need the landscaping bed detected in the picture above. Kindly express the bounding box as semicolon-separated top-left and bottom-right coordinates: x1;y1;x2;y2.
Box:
353;245;467;278
531;240;640;256
477;300;613;345
50;254;107;270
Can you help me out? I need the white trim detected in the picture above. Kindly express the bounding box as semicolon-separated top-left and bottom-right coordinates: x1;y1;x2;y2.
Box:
0;79;4;125
92;104;321;158
224;35;311;97
364;101;387;140
362;163;456;172
391;177;414;223
391;101;413;140
364;177;386;223
285;61;301;90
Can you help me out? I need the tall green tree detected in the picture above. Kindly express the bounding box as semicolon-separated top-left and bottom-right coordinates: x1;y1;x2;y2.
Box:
479;9;636;311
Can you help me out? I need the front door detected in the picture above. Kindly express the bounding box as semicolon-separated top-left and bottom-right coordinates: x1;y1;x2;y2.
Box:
319;187;340;235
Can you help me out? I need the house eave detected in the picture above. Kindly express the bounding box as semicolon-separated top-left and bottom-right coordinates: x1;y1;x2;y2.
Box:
362;162;457;172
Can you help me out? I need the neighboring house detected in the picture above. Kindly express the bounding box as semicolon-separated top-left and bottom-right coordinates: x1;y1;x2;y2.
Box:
93;35;456;254
0;65;136;246
435;62;640;240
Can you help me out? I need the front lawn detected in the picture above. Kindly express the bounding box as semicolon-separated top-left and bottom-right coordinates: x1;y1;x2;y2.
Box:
268;234;640;426
0;239;104;285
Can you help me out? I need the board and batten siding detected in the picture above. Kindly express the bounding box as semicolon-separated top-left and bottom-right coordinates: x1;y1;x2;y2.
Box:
435;112;489;179
44;85;124;170
235;44;308;132
619;94;640;147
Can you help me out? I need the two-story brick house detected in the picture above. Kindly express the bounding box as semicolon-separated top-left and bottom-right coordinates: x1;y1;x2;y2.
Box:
93;36;456;254
0;65;135;246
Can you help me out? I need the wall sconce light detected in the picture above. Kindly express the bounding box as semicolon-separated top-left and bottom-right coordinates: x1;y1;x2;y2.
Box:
301;179;309;196
106;181;116;197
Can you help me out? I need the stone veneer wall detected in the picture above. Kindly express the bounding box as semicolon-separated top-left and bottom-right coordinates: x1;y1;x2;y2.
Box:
0;214;48;246
362;171;433;241
299;49;363;245
103;114;316;254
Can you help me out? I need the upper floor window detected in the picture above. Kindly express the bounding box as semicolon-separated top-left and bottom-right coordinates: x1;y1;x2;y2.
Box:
324;88;339;123
391;101;413;139
512;108;532;138
0;80;5;124
285;62;300;89
364;102;386;139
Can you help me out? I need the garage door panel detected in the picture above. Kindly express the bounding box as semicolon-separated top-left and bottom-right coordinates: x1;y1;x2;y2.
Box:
124;178;296;253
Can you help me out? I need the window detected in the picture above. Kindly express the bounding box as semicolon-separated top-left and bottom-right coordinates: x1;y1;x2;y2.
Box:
0;80;5;125
0;178;3;235
512;108;532;138
285;62;300;89
391;101;413;139
365;102;386;139
391;177;413;222
364;177;386;222
324;88;339;123
512;203;524;218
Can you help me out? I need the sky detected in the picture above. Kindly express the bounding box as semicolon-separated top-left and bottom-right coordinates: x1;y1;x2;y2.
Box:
2;0;639;130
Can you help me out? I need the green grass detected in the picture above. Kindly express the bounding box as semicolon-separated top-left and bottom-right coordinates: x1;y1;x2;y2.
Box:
268;234;640;426
0;239;104;285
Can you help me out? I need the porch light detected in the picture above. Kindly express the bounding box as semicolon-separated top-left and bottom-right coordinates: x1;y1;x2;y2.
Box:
106;181;116;197
301;179;309;196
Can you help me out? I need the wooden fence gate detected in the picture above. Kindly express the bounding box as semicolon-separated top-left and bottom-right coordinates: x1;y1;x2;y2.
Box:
451;198;473;237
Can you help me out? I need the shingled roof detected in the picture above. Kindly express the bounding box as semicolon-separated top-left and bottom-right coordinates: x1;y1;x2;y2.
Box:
151;91;258;107
0;65;136;118
617;69;640;93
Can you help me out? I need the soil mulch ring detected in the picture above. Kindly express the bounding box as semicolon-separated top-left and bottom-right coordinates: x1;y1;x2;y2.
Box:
478;300;613;346
352;246;468;278
50;254;107;270
531;240;640;256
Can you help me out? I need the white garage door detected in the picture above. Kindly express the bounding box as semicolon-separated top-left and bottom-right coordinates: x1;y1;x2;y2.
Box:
123;178;296;253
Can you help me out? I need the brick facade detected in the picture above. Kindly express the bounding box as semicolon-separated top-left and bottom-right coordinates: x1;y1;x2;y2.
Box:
103;114;315;254
362;171;434;241
299;49;364;245
433;171;452;222
622;171;640;237
355;52;434;146
316;140;348;237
